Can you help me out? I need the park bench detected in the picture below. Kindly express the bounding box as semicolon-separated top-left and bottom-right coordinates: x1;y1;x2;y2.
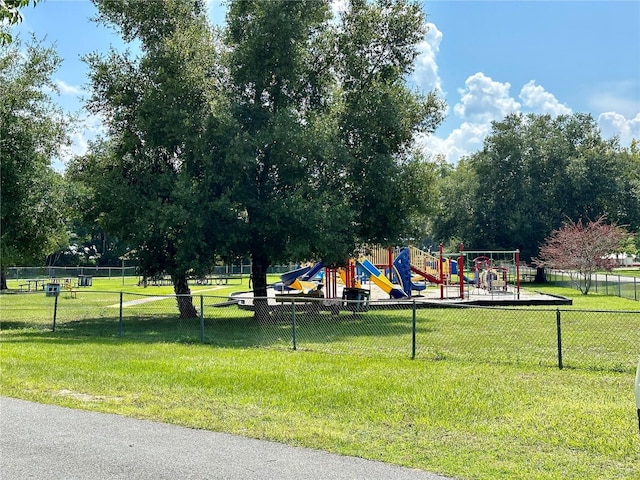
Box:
272;291;324;318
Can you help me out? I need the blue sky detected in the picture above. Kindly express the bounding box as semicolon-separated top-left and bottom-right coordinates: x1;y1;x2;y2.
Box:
12;0;640;167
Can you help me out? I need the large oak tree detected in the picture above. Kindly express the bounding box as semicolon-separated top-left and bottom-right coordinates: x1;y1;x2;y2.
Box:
224;0;445;317
0;34;71;289
79;0;241;317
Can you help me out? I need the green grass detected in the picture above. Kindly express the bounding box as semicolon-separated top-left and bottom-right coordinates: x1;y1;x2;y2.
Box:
1;277;639;479
524;283;639;310
611;268;640;279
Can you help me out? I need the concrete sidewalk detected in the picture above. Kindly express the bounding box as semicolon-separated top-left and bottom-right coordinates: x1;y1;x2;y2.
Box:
1;397;454;480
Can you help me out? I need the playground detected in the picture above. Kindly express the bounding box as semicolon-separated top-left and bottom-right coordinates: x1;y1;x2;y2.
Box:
232;245;571;310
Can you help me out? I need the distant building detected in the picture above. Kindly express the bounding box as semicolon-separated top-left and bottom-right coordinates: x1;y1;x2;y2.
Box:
604;253;638;267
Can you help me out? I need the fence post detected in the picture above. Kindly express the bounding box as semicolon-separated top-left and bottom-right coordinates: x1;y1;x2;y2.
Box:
291;301;297;351
199;295;204;343
118;291;123;337
556;308;563;370
411;300;417;359
635;277;638;302
52;294;58;332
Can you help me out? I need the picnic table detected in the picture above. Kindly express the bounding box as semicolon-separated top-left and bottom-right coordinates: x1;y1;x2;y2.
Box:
19;279;48;292
194;275;243;285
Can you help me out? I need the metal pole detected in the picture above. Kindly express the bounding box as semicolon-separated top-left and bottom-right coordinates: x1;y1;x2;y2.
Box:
52;294;58;332
200;295;205;343
118;291;123;337
515;249;521;300
617;275;621;298
411;300;416;359
556;309;563;370
291;301;297;351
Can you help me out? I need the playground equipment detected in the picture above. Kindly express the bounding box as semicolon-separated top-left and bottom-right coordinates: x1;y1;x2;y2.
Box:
473;256;508;292
360;244;522;300
393;248;427;296
357;255;407;299
271;245;521;302
276;261;324;294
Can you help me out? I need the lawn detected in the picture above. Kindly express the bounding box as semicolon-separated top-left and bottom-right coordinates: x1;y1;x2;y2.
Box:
611;268;640;279
1;277;639;479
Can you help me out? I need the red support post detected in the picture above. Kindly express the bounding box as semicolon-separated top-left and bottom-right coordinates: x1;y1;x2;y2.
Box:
347;260;356;287
325;268;336;299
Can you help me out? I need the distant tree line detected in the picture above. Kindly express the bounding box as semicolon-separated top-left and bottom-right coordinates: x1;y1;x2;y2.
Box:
430;113;640;262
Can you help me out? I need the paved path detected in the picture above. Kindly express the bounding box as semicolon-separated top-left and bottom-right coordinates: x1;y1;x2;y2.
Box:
1;397;453;480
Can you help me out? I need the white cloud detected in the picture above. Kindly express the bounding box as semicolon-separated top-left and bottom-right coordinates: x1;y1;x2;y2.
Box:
519;80;571;116
422;73;521;162
410;22;443;92
55;79;84;96
453;72;520;122
418;121;492;164
422;76;576;163
598;111;640;144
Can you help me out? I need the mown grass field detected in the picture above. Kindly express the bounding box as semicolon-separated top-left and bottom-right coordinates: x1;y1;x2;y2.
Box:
1;276;639;479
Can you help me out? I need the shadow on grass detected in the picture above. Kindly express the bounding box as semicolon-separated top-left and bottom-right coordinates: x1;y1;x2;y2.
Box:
0;308;426;350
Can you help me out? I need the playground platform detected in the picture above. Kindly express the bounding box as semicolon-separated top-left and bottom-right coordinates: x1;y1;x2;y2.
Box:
231;282;572;310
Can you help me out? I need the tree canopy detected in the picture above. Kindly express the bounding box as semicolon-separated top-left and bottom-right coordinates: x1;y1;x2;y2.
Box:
0;34;71;289
223;0;445;309
0;1;40;45
430;113;640;261
76;0;243;317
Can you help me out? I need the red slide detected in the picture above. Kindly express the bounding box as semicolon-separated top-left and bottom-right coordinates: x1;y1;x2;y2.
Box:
410;265;442;284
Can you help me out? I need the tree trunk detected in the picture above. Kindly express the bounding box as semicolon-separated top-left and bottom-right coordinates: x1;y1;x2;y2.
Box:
251;254;271;323
535;267;546;283
1;270;7;290
172;272;198;318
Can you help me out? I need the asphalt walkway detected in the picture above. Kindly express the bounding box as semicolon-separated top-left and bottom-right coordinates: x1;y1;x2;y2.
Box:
1;397;454;480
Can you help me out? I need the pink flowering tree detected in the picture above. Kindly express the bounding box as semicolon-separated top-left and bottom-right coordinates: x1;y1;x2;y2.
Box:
535;216;631;294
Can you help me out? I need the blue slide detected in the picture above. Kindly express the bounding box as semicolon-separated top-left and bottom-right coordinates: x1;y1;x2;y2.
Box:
393;248;427;296
300;261;324;281
275;261;324;292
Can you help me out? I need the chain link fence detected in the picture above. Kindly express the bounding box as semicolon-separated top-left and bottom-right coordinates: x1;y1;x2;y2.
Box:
546;269;639;302
4;291;637;373
5;264;306;281
4;266;139;280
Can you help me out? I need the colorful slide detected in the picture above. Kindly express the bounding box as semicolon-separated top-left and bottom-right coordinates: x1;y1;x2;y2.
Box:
410;265;442;284
280;265;311;286
278;261;324;293
393;248;427;295
357;256;408;299
450;260;474;284
300;261;324;281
